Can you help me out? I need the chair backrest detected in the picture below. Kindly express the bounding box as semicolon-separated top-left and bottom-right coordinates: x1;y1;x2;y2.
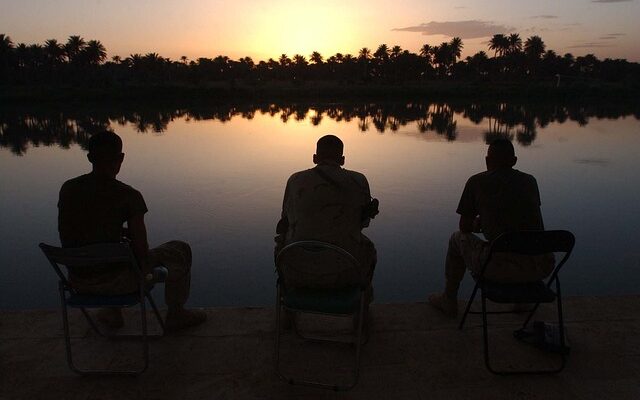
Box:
39;242;140;286
484;230;575;283
275;241;363;289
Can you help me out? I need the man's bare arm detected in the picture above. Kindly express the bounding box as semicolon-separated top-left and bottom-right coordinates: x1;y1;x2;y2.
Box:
127;213;150;274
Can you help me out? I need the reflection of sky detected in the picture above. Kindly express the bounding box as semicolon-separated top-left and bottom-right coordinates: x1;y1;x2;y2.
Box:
1;112;639;309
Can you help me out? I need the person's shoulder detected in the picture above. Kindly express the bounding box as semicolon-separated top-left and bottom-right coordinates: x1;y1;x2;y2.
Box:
113;178;145;199
512;169;538;185
465;171;488;185
60;173;90;192
342;168;368;182
287;168;314;182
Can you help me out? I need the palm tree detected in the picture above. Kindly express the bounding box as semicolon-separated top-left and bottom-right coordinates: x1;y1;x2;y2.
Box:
374;44;389;61
449;37;463;62
44;39;65;64
0;34;13;54
309;51;323;65
84;40;107;65
507;33;522;55
390;45;402;58
488;34;508;57
358;47;371;61
65;35;86;63
419;44;432;63
278;54;290;67
293;54;307;66
524;36;545;60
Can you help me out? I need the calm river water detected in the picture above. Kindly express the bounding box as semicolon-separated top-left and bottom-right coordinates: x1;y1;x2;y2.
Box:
1;102;639;309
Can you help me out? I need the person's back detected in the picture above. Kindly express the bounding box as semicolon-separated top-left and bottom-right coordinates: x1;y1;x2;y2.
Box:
429;138;553;317
460;167;543;242
281;164;371;256
275;135;378;288
58;173;146;293
57;130;205;331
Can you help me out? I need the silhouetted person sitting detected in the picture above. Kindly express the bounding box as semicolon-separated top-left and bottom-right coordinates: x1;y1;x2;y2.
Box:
58;131;206;331
275;135;379;292
429;138;554;317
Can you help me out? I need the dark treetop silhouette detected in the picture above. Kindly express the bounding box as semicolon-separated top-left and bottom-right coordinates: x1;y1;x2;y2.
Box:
1;33;639;90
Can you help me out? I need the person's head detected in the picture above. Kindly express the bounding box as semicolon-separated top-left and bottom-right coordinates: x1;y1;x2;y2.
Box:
313;134;345;166
486;138;517;171
87;131;124;177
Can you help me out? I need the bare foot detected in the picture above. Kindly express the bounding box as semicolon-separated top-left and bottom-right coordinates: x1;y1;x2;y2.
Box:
428;293;458;318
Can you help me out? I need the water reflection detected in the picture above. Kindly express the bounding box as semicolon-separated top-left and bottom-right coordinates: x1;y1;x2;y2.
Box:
2;101;639;155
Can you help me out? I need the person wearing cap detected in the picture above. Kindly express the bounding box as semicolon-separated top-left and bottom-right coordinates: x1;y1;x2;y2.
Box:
428;138;555;317
58;130;206;331
275;134;379;290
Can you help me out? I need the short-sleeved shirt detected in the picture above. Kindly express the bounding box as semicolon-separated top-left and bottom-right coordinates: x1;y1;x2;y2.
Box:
457;168;543;242
58;173;148;293
278;164;373;259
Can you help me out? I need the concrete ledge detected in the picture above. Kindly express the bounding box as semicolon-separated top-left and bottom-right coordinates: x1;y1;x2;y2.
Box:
1;296;639;399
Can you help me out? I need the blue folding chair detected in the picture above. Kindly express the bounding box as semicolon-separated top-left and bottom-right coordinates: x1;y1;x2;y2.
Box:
274;241;369;391
39;242;166;375
458;230;575;375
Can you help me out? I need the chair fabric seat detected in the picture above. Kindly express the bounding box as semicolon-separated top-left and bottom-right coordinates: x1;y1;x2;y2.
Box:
482;280;556;304
66;292;141;308
283;286;362;314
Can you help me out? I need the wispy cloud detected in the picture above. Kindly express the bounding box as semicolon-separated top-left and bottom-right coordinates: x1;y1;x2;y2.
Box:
600;33;626;40
592;0;634;3
392;20;513;39
530;15;558;19
574;158;610;166
568;42;613;48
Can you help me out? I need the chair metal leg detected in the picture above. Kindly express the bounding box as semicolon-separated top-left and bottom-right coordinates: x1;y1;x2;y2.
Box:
274;286;365;391
146;293;166;334
459;282;480;330
480;285;567;375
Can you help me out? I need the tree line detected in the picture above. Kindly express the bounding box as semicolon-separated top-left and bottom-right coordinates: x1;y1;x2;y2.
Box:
1;33;639;86
2;100;638;155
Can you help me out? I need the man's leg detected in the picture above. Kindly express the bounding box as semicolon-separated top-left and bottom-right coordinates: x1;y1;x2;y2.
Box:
429;231;487;317
148;241;206;331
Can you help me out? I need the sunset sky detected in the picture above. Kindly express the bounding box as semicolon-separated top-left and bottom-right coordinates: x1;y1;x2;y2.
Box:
2;0;639;62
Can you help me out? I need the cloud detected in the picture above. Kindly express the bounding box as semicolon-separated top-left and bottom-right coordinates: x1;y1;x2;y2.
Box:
574;158;610;166
530;15;558;19
600;33;625;40
592;0;634;3
392;20;513;39
568;42;613;48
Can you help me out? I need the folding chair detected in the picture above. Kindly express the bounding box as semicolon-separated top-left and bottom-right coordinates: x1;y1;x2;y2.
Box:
274;241;369;391
39;242;166;375
458;230;575;375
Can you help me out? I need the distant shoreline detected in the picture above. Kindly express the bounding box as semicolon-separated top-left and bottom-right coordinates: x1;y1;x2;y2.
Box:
2;81;639;104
